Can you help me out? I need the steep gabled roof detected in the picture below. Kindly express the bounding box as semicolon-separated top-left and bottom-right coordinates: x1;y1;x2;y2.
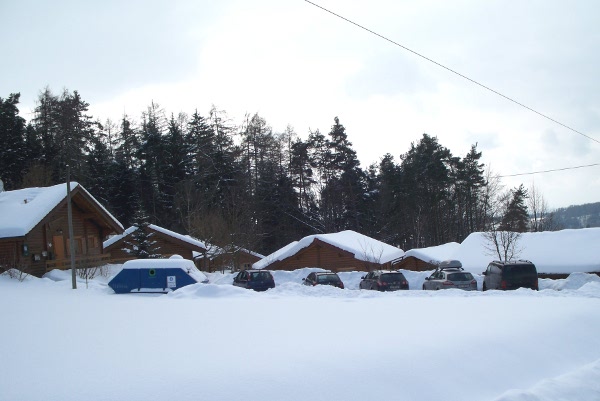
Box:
253;230;404;269
103;224;208;252
0;182;123;239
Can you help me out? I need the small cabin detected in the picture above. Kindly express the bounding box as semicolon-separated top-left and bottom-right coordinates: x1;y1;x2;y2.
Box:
104;224;208;264
254;230;404;272
195;245;264;272
0;182;124;277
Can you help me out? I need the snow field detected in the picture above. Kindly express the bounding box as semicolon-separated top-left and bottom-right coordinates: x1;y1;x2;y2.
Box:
1;267;600;401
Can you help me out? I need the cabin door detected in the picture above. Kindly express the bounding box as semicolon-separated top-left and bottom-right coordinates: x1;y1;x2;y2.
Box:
53;236;65;260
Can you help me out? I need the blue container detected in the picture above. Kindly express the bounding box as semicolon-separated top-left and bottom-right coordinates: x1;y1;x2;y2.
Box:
108;258;205;294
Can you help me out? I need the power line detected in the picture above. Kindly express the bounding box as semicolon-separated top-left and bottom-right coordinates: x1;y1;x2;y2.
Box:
498;163;600;178
303;0;600;146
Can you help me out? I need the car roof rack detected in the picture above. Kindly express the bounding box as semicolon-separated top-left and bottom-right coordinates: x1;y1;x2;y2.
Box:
437;259;463;270
439;266;464;271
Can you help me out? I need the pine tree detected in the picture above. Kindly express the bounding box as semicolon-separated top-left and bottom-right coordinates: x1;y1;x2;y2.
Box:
457;144;487;235
289;138;316;214
137;102;168;223
186;109;215;178
399;134;454;247
85;125;113;206
30;88;95;184
109;115;140;227
499;184;529;232
0;93;27;189
123;207;162;259
54;89;96;183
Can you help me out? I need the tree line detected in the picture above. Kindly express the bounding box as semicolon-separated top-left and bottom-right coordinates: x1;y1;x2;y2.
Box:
0;89;558;256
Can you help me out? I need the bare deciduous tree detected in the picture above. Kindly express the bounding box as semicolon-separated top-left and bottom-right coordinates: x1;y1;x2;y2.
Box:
483;179;523;261
528;181;559;232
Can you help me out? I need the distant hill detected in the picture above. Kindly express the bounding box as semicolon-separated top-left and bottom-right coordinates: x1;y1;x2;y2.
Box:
552;202;600;229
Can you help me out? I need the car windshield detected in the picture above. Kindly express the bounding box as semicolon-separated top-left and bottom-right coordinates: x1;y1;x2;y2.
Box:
250;272;272;281
503;264;536;277
317;274;340;283
380;273;405;283
447;272;473;281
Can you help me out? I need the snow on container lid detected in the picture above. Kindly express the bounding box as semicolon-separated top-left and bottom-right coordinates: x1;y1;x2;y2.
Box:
122;258;196;270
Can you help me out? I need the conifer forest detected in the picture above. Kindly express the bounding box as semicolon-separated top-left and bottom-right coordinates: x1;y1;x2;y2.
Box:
0;89;555;255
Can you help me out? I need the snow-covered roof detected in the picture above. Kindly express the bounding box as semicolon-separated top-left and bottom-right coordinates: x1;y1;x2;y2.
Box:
0;182;123;239
103;224;208;250
404;228;600;274
192;243;265;261
253;230;404;269
253;241;299;269
403;242;461;265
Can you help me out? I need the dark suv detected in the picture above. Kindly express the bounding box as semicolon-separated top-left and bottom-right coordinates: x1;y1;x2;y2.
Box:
302;272;344;289
359;271;409;291
482;260;538;291
232;269;275;291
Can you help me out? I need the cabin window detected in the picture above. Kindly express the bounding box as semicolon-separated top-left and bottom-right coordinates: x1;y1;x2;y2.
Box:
66;237;85;256
88;236;99;249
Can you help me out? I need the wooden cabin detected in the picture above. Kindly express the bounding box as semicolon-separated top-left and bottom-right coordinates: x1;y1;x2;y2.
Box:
392;242;462;271
254;230;404;272
104;224;208;264
197;245;264;272
392;255;438;271
0;182;124;277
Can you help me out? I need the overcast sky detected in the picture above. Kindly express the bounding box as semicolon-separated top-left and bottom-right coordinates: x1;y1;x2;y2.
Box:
2;0;599;209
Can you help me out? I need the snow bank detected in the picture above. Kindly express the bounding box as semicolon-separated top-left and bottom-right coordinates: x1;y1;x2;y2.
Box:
492;358;600;401
406;229;600;275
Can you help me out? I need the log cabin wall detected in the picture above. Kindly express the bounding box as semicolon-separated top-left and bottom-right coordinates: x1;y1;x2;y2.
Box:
211;251;262;271
393;256;436;272
0;204;106;277
0;240;21;271
106;228;199;263
269;240;381;272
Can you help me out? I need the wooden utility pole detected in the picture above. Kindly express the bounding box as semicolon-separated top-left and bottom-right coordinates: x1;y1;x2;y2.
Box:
67;166;77;289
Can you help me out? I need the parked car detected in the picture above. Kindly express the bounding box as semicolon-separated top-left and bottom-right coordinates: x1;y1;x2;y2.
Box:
302;272;344;289
232;269;275;291
482;260;538;291
359;271;409;291
423;260;477;291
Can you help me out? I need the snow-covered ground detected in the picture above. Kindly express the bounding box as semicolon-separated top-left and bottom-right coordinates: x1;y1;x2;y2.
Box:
2;266;600;401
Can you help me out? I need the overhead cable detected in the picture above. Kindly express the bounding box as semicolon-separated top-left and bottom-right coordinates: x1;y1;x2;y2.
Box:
304;0;600;146
498;163;600;178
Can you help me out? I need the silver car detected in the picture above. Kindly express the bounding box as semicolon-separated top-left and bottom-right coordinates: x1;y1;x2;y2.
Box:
423;260;477;291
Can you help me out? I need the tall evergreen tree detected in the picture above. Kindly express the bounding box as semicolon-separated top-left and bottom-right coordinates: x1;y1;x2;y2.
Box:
137;102;168;223
499;184;529;232
54;89;96;183
85;124;113;206
0;93;27;189
31;87;59;182
318;117;367;232
399;134;454;247
457;144;487;236
289;138;317;215
123;206;162;259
